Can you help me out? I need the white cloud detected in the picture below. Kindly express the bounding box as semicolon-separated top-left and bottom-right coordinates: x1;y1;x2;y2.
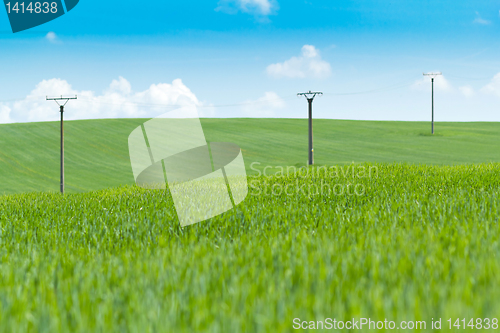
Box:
45;32;60;43
267;45;332;79
473;12;491;25
0;77;201;124
459;85;475;98
107;76;132;95
412;74;453;92
481;72;500;97
241;91;285;117
216;0;278;16
0;105;11;123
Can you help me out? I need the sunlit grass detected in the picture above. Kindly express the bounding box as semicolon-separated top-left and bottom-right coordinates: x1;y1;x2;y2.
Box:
0;163;499;332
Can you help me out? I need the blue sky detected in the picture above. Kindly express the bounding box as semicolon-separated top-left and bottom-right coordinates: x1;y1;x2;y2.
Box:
1;0;500;122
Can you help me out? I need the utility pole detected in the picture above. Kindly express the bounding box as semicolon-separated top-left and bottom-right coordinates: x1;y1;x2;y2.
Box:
46;95;77;194
423;72;442;135
297;90;323;166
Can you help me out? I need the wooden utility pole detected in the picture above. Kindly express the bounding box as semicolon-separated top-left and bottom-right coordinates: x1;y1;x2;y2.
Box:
297;91;323;165
423;73;442;135
46;95;77;194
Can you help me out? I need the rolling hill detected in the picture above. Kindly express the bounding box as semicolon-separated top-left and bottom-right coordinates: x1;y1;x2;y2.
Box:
0;118;499;195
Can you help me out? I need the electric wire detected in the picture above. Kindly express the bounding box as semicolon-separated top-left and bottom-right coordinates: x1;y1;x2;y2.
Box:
0;77;466;108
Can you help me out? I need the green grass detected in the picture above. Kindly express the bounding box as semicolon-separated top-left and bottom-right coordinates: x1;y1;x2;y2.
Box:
1;119;499;331
0;163;499;332
0;119;499;195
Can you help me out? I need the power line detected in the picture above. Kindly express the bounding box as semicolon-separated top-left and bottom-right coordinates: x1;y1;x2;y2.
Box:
76;81;414;107
0;75;471;114
0;79;416;107
445;74;492;81
326;81;415;96
77;95;300;109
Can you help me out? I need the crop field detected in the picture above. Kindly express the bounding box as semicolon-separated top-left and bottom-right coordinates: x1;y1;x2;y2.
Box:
0;119;499;195
0;162;499;332
0;119;499;332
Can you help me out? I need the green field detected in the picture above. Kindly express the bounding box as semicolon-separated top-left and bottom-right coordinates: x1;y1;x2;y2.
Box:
0;163;499;332
0;119;499;195
0;119;499;332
